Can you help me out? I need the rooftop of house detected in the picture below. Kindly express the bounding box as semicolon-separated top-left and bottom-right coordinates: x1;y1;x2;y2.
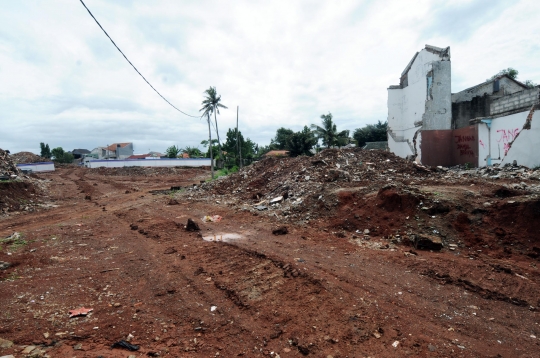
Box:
72;149;90;155
127;154;148;159
105;143;132;151
454;74;529;95
264;150;289;157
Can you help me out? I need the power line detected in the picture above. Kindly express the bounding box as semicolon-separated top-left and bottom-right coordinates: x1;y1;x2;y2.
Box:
78;0;200;118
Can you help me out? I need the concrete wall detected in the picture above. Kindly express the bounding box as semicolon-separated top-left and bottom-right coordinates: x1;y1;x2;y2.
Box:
423;60;452;130
477;109;540;168
86;158;212;169
452;77;527;103
16;162;55;172
452;95;490;129
490;87;540;116
387;46;451;159
116;143;134;159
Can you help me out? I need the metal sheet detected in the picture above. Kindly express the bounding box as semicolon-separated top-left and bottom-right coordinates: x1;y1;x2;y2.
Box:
421;125;479;167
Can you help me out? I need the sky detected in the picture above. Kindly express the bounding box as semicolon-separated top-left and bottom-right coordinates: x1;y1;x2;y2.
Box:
1;0;539;154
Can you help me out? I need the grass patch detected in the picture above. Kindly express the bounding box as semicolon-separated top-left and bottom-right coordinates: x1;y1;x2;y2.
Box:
0;232;27;252
207;166;239;181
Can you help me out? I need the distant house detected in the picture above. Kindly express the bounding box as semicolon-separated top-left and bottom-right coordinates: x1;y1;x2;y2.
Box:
91;143;134;159
71;149;90;159
127;151;164;159
264;150;289;157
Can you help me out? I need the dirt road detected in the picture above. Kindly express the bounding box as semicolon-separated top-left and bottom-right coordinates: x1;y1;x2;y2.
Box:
1;166;539;357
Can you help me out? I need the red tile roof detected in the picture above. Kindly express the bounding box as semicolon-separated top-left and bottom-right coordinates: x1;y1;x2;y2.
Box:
264;150;289;157
105;143;131;151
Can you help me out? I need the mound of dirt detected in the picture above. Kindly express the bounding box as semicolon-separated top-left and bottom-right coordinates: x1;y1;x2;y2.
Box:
0;148;21;177
182;148;540;258
10;151;49;164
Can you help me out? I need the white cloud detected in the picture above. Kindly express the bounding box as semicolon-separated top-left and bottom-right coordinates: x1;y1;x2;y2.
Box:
0;0;538;153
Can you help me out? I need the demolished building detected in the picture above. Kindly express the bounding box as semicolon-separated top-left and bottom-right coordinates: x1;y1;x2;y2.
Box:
387;45;540;168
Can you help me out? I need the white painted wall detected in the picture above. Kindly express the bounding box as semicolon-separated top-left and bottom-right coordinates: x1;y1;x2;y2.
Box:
86;158;212;169
16;162;55;172
477;110;540;168
388;48;449;159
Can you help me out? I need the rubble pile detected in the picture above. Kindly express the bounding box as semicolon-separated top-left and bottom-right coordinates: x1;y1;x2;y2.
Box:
182;149;540;254
186;149;440;215
0;148;21;178
449;164;540;181
10;151;49;164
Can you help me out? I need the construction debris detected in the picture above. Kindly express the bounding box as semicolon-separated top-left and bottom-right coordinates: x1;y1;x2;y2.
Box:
0;148;21;178
10;151;48;164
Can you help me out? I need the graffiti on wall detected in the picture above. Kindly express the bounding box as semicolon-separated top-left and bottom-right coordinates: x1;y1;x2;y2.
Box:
454;134;475;157
496;128;520;155
479;139;486;149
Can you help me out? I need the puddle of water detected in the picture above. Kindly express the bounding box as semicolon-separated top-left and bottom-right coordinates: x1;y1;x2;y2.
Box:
202;233;243;242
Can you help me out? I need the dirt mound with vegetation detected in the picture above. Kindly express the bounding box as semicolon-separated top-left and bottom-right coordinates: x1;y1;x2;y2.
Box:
187;148;540;258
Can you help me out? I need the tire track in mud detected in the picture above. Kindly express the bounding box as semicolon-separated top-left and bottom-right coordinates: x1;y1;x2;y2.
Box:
109;205;384;355
409;257;540;308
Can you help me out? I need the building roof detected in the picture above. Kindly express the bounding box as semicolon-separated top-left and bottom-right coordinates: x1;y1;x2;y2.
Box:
401;45;450;77
127;154;148;159
264;150;289;157
105;143;132;151
455;74;528;94
72;149;90;155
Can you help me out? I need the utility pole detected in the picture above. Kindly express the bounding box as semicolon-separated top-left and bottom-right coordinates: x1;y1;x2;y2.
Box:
237;106;242;169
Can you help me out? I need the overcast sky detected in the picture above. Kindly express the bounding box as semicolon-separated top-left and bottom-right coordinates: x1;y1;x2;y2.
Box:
1;0;539;154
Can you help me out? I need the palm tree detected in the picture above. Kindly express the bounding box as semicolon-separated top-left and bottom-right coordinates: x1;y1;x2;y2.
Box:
200;87;227;164
311;112;349;149
202;113;214;178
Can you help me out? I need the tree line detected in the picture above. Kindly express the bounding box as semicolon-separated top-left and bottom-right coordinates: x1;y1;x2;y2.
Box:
39;143;74;163
162;87;388;174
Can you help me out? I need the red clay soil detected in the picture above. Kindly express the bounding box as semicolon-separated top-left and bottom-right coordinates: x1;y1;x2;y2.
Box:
0;163;539;358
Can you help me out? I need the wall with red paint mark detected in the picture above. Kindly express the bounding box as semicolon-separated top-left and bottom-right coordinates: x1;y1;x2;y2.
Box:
477;110;540;168
421;126;478;167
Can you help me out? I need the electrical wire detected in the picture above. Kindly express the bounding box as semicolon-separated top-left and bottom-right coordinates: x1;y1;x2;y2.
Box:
78;0;200;118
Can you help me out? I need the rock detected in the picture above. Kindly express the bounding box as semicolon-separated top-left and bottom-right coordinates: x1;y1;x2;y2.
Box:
43;333;49;339
73;343;82;350
363;229;370;234
272;226;288;235
0;355;15;358
0;338;13;348
167;198;179;205
22;346;37;354
255;205;268;211
270;196;284;204
0;261;10;270
163;247;177;254
414;234;443;251
428;344;437;352
185;218;200;231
